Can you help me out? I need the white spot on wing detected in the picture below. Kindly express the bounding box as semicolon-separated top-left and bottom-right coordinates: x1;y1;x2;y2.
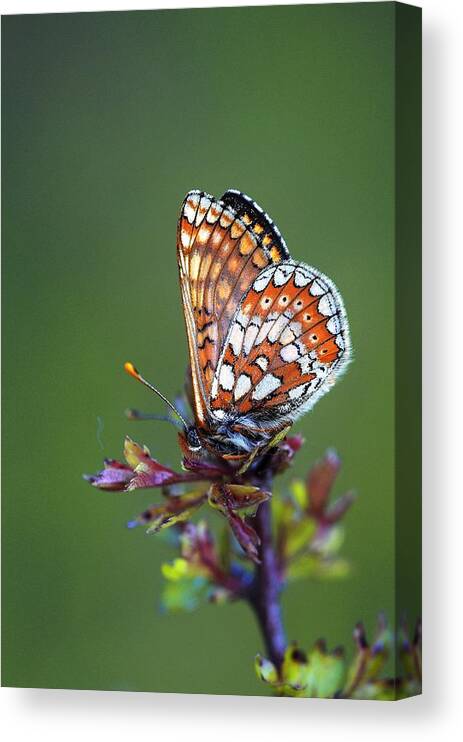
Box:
181;227;190;248
327;315;341;334
206;205;221;224
253;268;275;293
310;278;327;296
195;196;211;226
280;321;302;345
229;324;244;356
298;355;312;374
289;384;307;400
234;374;252;401
318;294;336;316
184;193;199;223
280;344;299;363
294;267;313;287
255;356;269;371
256;313;278;344
268;314;289;342
243;323;260;355
219;363;235;391
313;362;329;380
280;327;295;345
273;264;295;286
252;374;281;400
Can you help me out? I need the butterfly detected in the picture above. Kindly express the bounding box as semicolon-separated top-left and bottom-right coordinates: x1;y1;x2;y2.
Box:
172;188;351;464
126;189;350;467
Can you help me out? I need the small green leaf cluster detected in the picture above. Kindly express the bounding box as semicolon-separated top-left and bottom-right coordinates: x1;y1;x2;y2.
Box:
255;617;422;700
160;520;248;612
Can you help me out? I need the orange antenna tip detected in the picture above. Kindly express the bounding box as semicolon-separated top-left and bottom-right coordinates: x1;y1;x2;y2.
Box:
124;361;140;380
122;361;190;432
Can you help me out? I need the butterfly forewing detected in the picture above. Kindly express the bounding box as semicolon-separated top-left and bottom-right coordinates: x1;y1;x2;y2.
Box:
177;190;287;425
221;189;290;265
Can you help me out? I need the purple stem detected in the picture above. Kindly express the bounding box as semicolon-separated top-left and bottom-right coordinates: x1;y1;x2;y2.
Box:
249;499;287;668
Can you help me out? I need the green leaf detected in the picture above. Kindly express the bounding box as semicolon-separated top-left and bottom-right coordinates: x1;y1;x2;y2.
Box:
287;554;350;582
281;643;310;692
160;575;208;613
311;524;345;556
285;519;317;559
305;643;346;698
290;479;308;510
271;494;295;531
161;558;190;582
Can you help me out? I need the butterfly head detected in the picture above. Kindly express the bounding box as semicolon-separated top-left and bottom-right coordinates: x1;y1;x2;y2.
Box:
185;425;202;452
124;362;249;460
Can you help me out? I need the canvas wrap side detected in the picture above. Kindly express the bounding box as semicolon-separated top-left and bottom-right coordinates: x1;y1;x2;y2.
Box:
395;1;422;696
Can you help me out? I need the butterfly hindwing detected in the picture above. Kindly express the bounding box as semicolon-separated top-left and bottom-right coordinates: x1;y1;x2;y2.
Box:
210;261;350;424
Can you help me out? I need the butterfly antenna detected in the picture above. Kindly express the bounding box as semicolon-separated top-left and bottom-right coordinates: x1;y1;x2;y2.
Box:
124;362;189;431
125;409;183;429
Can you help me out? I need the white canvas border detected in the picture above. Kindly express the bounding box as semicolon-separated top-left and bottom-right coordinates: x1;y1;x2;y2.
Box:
1;0;462;740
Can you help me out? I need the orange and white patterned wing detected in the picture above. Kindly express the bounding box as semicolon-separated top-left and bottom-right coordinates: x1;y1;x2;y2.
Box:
209;261;351;427
177;190;289;426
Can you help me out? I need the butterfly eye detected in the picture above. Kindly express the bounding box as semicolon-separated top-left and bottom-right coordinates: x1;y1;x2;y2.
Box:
305;314;312;322
295;300;303;309
186;427;202;451
261;296;272;307
321;349;328;355
310;334;318;342
279;295;289;305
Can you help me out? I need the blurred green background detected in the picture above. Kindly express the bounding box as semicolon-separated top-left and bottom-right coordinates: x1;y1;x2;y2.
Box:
2;3;417;695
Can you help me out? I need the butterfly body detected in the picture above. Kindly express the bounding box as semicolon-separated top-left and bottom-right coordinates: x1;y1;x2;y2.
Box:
177;189;351;466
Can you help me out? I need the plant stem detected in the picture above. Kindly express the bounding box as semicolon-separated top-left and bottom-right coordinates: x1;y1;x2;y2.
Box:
249;499;287;668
